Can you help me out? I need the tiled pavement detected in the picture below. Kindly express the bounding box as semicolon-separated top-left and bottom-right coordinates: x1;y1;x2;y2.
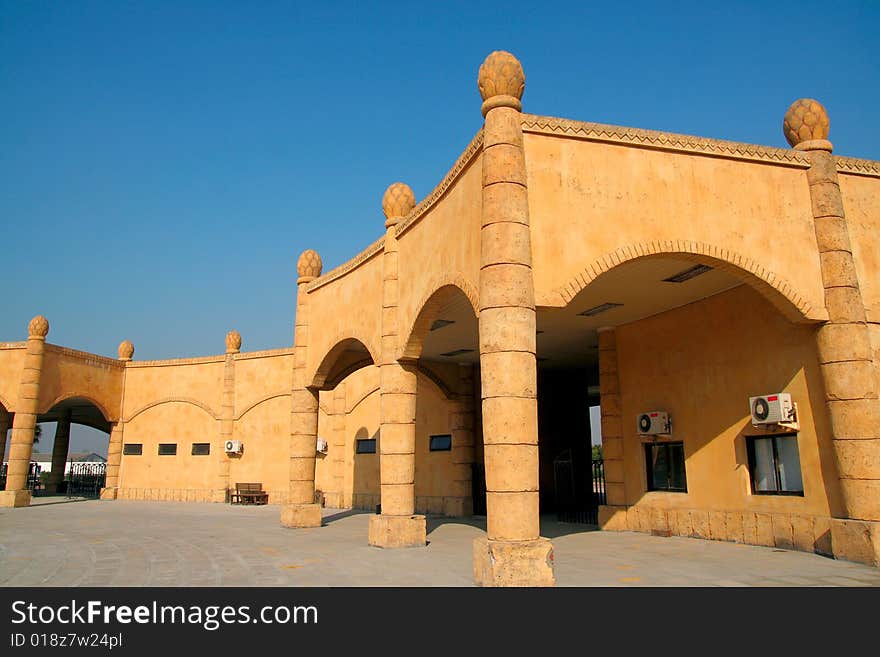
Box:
1;498;879;587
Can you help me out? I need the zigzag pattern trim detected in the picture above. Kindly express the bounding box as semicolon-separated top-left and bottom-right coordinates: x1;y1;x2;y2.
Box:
305;235;385;293
521;114;811;167
306;129;484;293
836;156;880;177
44;343;124;368
395;129;484;237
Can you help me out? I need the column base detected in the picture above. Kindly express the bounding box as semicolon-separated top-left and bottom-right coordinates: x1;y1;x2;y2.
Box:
473;536;556;587
598;504;630;530
280;503;323;528
368;514;426;548
0;490;32;508
831;518;880;567
99;487;118;501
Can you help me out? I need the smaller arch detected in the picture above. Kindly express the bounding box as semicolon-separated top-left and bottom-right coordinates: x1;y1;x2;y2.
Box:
558;241;817;323
402;277;480;361
309;334;379;390
125;397;219;423
417;364;456;400
235;392;290;421
41;392;114;423
347;385;380;414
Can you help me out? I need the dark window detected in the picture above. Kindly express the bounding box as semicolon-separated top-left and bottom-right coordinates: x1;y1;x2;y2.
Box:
123;443;143;456
645;441;687;492
356;439;377;454
429;434;452;451
191;443;211;456
158;443;177;456
747;434;804;495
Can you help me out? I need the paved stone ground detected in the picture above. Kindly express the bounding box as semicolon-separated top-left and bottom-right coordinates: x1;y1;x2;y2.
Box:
1;498;879;586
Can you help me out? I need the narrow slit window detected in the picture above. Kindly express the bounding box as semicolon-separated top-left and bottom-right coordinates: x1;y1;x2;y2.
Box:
191;443;211;456
123;443;143;456
356;439;377;454
429;434;452;452
158;443;177;456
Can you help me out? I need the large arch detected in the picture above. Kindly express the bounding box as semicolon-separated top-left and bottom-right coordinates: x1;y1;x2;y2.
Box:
39;392;114;429
309;335;378;390
557;241;817;323
402;282;479;361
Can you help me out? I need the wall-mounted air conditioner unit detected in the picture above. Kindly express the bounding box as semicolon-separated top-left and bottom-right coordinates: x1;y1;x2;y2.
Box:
316;438;328;454
749;393;795;426
224;439;243;454
637;411;671;436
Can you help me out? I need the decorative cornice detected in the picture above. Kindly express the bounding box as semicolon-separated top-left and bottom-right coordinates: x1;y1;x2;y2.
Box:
43;343;124;368
395;128;484;237
233;347;294;361
127;354;227;368
305;235;385;293
521;114;812;168
0;341;26;350
835;155;880;178
306;129;484;294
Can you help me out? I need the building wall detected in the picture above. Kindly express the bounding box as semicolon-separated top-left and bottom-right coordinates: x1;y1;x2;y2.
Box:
606;284;841;551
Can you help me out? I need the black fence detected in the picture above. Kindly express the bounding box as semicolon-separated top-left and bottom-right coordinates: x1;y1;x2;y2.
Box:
0;463;43;493
65;461;106;498
554;452;606;525
471;463;487;516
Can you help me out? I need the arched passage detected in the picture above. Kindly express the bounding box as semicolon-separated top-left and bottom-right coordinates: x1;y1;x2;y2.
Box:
401;283;481;517
30;396;112;497
535;252;838;549
309;336;377;391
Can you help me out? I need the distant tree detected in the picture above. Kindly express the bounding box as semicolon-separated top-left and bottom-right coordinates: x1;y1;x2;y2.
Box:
591;444;603;461
33;424;42;444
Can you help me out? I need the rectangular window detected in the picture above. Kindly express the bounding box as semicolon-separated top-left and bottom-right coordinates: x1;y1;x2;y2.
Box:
429;434;452;452
645;441;687;492
191;443;211;456
356;439;377;454
123;443;143;456
158;443;177;456
747;434;804;495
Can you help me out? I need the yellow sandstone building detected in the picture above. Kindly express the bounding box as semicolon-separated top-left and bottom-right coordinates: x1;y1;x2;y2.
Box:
1;51;879;586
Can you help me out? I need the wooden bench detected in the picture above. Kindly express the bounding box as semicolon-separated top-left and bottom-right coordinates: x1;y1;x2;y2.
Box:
230;482;268;505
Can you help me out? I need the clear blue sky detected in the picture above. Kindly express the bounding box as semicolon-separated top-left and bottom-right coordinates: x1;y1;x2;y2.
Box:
2;1;878;452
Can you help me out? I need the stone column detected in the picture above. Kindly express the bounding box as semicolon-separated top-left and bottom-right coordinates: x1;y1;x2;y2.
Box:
101;422;124;499
328;382;347;509
596;327;629;530
216;330;240;502
0;410;9;469
473;51;554;586
784;100;880;565
368;182;426;548
0;315;49;507
100;340;132;501
45;409;72;494
447;363;475;516
281;250;324;528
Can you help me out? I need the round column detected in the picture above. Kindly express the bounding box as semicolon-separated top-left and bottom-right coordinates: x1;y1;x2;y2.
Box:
1;315;49;507
100;340;132;501
216;330;240;502
473;51;554;586
449;363;476;516
785;100;880;564
368;182;427;548
45;408;72;494
281;250;324;528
